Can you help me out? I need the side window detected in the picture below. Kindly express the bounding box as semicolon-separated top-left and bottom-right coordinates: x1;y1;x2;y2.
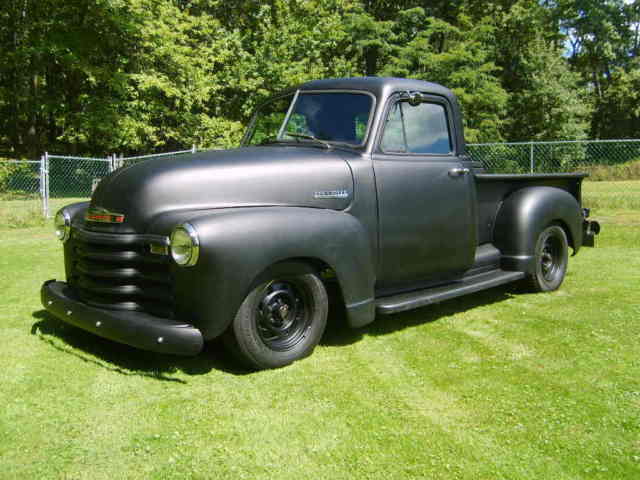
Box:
380;103;406;152
380;100;452;155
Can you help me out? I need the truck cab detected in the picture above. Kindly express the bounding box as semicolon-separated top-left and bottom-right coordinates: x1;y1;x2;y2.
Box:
42;77;600;370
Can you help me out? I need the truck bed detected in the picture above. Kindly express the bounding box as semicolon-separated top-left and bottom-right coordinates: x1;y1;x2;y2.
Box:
474;172;588;245
475;172;588;181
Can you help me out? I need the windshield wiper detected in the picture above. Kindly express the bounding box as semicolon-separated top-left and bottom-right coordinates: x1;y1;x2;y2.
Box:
257;135;281;145
284;132;332;150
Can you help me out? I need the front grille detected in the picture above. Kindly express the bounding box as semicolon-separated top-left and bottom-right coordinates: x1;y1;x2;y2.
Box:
69;229;173;318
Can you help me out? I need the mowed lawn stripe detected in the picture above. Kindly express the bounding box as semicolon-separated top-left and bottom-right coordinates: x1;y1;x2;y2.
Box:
1;209;639;479
442;238;640;478
0;334;103;477
356;337;520;478
388;309;584;478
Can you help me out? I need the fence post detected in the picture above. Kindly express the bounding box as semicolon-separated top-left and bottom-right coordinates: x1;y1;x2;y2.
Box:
529;142;534;173
43;152;50;218
39;154;45;218
191;144;196;154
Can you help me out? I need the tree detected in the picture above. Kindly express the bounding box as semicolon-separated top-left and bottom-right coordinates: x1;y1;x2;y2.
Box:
596;58;640;138
556;0;639;137
507;37;592;140
383;10;509;142
0;0;637;157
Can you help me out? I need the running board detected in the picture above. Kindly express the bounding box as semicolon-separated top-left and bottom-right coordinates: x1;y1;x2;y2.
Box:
375;270;525;315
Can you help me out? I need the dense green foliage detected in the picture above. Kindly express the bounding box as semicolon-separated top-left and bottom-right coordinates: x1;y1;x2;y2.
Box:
1;0;638;158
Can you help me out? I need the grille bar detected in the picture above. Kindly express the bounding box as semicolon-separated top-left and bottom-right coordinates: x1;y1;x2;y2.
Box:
69;227;173;318
75;260;170;284
75;245;167;264
76;276;171;301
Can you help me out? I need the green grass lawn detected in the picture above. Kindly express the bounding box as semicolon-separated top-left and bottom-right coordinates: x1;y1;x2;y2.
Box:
1;207;639;479
582;180;640;210
0;197;87;229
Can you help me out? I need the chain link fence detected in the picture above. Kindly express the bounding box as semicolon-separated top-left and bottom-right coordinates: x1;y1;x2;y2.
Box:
46;154;113;218
467;139;640;210
0;159;42;198
0;159;44;227
467;139;640;178
113;146;197;170
0;147;198;226
2;139;639;227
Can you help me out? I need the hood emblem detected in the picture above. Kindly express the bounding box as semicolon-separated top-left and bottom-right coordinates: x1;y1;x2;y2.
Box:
314;189;349;199
85;207;125;224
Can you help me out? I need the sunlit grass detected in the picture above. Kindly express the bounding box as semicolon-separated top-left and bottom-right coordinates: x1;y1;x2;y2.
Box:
0;207;638;478
583;180;640;211
0;197;87;229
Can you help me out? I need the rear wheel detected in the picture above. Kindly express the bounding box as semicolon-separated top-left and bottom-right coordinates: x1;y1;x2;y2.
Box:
526;224;569;292
225;273;328;370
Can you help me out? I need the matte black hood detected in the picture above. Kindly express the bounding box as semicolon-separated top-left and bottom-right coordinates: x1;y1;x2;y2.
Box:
89;146;355;233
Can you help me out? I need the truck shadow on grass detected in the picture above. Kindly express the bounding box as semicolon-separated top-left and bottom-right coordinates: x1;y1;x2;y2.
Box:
322;285;516;347
30;310;247;381
31;285;517;380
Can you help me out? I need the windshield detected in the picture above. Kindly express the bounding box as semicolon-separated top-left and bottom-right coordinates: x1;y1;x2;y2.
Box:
245;93;294;146
245;92;374;147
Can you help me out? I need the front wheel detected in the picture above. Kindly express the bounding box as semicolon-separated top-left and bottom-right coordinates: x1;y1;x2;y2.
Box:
526;224;569;292
224;273;328;370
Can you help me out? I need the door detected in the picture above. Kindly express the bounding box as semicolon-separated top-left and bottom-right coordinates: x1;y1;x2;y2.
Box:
373;94;476;291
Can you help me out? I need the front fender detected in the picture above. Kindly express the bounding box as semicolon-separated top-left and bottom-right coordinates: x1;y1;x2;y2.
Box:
172;207;376;340
493;186;583;273
62;201;90;224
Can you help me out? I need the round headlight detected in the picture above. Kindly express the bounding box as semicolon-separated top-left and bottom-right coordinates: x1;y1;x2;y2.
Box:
170;223;199;267
54;209;71;242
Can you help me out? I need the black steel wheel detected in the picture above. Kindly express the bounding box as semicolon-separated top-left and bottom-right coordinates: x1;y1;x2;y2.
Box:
256;281;313;351
225;273;328;370
526;224;569;292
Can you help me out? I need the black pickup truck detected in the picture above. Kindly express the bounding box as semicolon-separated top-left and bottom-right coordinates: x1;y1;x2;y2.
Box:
41;77;600;369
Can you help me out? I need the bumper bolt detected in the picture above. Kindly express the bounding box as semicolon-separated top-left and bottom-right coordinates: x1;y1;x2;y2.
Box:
157;337;164;344
95;321;102;327
66;310;72;316
47;300;53;306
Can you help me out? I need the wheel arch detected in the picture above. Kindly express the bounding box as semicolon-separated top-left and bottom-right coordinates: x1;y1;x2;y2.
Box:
550;218;576;253
250;257;332;289
172;207;376;340
493;186;583;273
249;256;348;323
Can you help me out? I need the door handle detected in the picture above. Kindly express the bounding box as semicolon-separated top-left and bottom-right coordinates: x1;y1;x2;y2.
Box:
448;167;470;177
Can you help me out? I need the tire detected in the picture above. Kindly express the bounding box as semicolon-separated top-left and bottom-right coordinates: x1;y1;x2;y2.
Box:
224;273;328;370
525;224;569;292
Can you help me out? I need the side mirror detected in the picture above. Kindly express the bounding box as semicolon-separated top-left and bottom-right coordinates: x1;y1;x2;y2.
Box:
400;91;424;106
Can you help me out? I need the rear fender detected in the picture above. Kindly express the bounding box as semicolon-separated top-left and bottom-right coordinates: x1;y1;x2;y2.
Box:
172;207;376;340
493;186;582;273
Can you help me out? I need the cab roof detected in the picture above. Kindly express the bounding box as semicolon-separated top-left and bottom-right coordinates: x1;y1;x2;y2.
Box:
299;77;455;102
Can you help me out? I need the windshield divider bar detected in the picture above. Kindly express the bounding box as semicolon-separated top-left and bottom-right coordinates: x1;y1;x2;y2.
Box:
277;90;300;140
